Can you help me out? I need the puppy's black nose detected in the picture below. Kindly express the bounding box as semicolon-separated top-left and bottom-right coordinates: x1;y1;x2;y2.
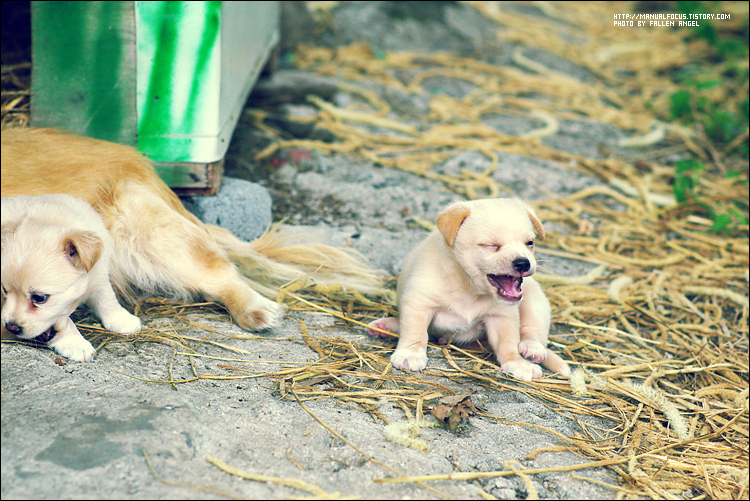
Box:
4;322;23;336
513;258;531;273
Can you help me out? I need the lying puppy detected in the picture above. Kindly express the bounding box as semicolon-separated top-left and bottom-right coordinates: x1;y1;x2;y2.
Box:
368;198;570;381
1;128;384;339
2;194;141;361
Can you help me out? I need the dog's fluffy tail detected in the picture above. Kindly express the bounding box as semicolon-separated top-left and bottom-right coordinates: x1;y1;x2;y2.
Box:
541;351;571;377
205;223;393;303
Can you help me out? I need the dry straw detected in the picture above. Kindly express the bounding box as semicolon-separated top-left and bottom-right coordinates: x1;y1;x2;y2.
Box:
244;8;747;497
2;2;747;499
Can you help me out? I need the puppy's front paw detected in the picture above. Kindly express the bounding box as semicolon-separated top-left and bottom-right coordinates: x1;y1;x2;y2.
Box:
391;348;427;372
103;309;142;334
235;297;284;331
49;335;96;362
367;317;399;339
518;339;547;363
501;359;542;382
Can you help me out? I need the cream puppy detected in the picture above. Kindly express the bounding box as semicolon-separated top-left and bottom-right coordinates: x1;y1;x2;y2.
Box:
368;198;570;381
1;194;141;361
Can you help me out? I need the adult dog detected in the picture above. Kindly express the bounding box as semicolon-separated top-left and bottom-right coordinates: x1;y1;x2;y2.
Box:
2;127;383;334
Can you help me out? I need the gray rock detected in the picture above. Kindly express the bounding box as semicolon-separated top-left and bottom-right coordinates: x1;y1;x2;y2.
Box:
180;177;272;241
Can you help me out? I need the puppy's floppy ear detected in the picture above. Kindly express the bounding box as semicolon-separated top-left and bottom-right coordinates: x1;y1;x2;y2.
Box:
1;218;21;251
1;226;14;251
436;203;471;247
525;206;545;240
62;231;103;272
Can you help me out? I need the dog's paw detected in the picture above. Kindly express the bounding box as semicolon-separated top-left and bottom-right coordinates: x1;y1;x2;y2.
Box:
367;317;399;338
235;297;284;331
49;335;96;362
518;339;547;363
391;348;428;372
501;359;542;382
102;309;142;334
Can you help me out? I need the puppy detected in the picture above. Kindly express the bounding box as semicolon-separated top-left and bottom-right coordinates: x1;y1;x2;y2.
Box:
368;198;570;381
2;194;141;361
1;128;385;336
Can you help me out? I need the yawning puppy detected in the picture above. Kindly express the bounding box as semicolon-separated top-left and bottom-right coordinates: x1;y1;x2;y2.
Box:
2;195;141;361
368;198;570;381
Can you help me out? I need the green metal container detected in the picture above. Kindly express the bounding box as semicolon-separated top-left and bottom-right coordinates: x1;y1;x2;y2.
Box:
31;1;279;190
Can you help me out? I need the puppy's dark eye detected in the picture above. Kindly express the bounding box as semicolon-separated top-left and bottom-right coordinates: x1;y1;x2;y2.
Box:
31;293;49;305
526;241;534;248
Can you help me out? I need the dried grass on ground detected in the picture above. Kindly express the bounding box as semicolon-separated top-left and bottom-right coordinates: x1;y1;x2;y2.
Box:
2;2;747;499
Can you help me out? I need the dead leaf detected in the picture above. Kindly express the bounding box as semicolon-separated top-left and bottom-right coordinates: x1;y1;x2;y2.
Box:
430;392;476;432
54;357;66;366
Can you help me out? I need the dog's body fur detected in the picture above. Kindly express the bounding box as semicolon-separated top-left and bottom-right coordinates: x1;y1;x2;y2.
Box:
2;194;141;361
368;198;570;381
1;128;384;347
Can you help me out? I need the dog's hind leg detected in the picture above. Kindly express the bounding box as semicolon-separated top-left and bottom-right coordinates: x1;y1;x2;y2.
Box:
367;316;399;339
517;277;551;363
518;277;570;376
485;313;543;382
105;183;283;330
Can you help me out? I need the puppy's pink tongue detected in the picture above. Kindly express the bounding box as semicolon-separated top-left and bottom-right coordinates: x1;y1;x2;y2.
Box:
487;274;523;300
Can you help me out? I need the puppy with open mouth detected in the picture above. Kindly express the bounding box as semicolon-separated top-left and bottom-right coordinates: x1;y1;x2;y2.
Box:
368;198;570;381
1;194;141;361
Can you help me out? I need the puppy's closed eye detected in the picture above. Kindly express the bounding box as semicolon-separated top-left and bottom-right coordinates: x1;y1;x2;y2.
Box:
480;243;501;251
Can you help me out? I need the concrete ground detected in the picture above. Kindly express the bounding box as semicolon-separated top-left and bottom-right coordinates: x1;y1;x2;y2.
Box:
2;2;693;499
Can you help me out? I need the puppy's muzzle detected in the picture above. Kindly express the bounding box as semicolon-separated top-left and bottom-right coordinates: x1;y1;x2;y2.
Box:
33;326;58;343
487;258;533;302
4;322;23;337
487;274;523;302
4;322;57;343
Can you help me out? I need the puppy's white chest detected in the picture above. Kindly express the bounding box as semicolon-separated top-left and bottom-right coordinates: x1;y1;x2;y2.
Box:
429;310;486;344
